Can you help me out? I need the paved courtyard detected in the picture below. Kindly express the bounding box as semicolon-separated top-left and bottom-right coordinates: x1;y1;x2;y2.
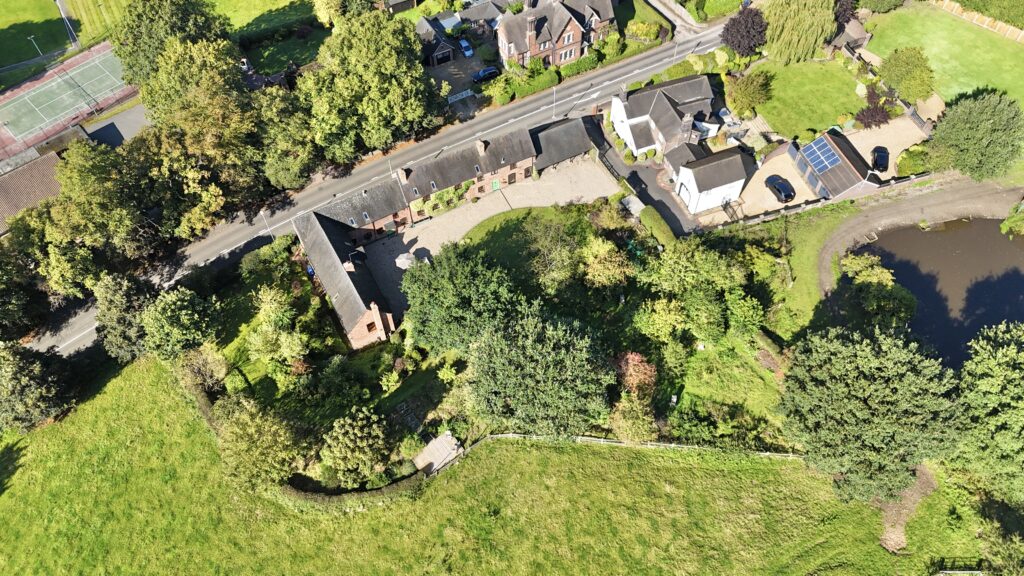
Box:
843;115;930;180
365;157;619;313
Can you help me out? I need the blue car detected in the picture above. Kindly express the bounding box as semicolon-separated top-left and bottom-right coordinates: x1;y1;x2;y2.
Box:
472;66;500;83
459;39;474;58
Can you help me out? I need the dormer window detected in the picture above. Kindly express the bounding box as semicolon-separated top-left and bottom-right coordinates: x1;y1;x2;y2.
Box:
474;164;481;174
500;156;505;164
348;217;357;226
430;181;437;191
412;187;419;196
363;211;370;223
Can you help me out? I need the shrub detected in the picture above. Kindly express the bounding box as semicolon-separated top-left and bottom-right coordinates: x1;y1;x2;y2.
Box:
477;43;499;65
726;70;772;117
798;129;817;143
639;206;675;246
141;287;216;360
896;146;934;176
240;234;296;285
214;395;299;489
625;20;660;42
174;343;229;393
859;0;903;13
320;406;388;488
507;0;524;13
645;149;657;160
623;150;636;164
610;393;657;442
658;61;697;82
559;53;599;78
878;46;935;103
513;69;559;99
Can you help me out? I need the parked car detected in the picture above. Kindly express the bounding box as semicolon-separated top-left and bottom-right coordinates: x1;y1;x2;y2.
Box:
871;146;889;172
459;39;474;58
765;175;796;203
472;66;499;83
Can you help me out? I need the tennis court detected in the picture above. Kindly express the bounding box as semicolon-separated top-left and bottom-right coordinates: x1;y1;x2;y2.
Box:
0;50;126;141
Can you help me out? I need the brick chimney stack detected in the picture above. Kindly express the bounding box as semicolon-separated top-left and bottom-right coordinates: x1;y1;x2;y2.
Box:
527;15;536;46
476;139;487;156
397;167;410;183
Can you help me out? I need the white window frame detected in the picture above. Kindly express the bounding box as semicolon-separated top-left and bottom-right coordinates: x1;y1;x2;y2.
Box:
564;32;573;45
362;211;371;223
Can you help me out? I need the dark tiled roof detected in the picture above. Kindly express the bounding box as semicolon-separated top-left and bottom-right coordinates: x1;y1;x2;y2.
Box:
0;152;61;235
799;132;870;197
293;212;388;333
663;143;706;172
400;129;535;196
500;0;614;51
622;75;714;123
680;147;756;191
416;17;458;57
530;117;595;170
317;180;408;227
459;0;502;22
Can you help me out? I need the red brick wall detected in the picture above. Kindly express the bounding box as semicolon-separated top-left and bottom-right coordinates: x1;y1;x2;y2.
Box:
345;304;392;350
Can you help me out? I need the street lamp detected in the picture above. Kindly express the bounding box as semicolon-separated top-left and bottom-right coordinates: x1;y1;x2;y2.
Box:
551;84;557;120
259;209;275;239
27;36;42;57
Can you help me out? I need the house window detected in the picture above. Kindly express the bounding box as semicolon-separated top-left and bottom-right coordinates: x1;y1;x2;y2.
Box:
559;48;575;62
500;156;505;164
430;181;437;191
366;321;377;332
474;164;481;174
362;211;370;223
564;32;573;44
509;161;517;169
412;187;419;196
509;42;515;56
348;217;356;226
539;41;550;50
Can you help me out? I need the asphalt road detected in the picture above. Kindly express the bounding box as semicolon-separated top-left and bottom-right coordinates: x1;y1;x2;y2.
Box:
33;27;726;353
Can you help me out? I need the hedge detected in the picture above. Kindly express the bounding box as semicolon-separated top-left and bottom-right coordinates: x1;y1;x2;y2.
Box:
234;15;321;49
559;53;600;79
639;206;676;246
276;472;427;513
513;69;559;99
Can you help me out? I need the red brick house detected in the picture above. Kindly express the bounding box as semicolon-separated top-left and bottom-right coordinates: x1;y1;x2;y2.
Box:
497;0;616;67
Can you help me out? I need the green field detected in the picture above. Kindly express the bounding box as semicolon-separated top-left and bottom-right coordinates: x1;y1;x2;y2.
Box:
754;60;865;140
245;27;328;73
0;355;983;573
683;0;740;23
0;0;68;67
868;3;1024;103
66;0;130;44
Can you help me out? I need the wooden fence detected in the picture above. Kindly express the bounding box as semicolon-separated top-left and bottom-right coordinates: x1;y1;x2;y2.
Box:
927;0;1024;44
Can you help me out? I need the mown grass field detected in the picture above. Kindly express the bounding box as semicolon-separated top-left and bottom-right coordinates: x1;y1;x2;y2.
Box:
66;0;130;44
0;0;68;67
0;356;984;574
867;3;1024;103
754;60;865;140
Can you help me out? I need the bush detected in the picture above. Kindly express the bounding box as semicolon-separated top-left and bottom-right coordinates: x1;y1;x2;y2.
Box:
623;150;636;164
477;43;499;65
559;53;599;78
878;46;935;103
240;234;296;285
798;129;817;143
645;149;657;160
896;146;934;176
657;61;697;82
639;206;675;246
214;395;299;489
513;69;559;99
507;0;524;13
625;20;660;42
141;287;216;361
320;406;389;488
0;342;66;433
174;343;229;393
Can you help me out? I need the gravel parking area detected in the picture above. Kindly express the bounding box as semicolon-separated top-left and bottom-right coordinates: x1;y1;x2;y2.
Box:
365;158;619;313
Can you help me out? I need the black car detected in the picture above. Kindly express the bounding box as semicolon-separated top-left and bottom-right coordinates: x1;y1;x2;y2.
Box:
871;146;889;172
765;175;796;203
472;66;500;84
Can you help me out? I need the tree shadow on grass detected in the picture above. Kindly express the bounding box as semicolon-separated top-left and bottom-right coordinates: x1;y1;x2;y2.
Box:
0;440;26;496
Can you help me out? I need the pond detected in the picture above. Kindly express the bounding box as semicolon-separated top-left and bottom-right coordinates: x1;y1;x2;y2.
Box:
857;218;1024;365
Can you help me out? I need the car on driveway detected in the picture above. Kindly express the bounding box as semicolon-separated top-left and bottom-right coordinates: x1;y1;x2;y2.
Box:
459;39;474;58
871;146;889;172
765;175;796;203
472;66;499;83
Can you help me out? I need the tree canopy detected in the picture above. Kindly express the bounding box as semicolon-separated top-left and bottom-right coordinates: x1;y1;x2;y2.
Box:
141;287;215;360
111;0;228;86
0;342;66;433
878;47;935;103
469;306;613;436
781;328;957;501
298;11;440;164
726;70;773;118
954;322;1024;505
722;7;768;57
214;395;298;488
254;87;321;190
319;405;388;488
762;0;836;64
94;273;154;364
931;92;1024;180
401;244;524;354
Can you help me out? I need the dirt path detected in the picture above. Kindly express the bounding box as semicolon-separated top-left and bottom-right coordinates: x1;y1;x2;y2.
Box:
879;466;939;552
817;178;1023;295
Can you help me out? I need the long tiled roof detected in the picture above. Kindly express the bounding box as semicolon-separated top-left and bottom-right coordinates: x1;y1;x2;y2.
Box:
399;129;536;197
500;0;614;51
0;152;61;235
680;147;756;191
530;117;595;170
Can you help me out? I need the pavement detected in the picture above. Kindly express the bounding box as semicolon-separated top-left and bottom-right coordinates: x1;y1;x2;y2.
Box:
364;158;619;312
31;26;728;354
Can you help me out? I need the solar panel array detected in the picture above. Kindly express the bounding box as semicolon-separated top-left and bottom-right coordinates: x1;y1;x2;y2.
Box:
802;137;841;174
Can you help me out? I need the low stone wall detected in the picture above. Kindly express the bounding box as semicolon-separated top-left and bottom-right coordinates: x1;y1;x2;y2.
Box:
927;0;1024;44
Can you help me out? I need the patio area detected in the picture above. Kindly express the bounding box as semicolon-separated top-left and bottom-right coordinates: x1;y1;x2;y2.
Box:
843;115;930;180
696;148;818;227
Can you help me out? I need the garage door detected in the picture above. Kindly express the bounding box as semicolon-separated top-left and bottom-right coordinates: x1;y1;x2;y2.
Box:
435;50;452;65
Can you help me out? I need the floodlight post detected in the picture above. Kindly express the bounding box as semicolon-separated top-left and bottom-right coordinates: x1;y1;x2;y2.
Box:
551;85;556;120
260;209;274;239
28;36;42;57
54;0;80;48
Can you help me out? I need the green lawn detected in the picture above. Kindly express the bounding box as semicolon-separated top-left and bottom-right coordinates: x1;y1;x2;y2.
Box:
245;27;329;72
215;0;312;29
0;0;68;67
394;0;442;23
66;0;130;44
682;334;782;425
754;60;865;140
614;0;671;32
867;3;1024;103
0;356;984;573
683;0;740;23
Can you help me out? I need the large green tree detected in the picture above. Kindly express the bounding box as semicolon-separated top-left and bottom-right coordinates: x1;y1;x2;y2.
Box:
213;395;298;488
832;253;916;332
0;342;66;433
878;47;935;103
111;0;228;86
299;11;440;164
726;70;772;118
401;244;524;354
254;87;321;190
931;92;1024;180
319;405;388;488
141;287;215;360
469;306;613;436
0;245;45;340
781;328;957;501
762;0;836;64
94;273;154;364
954;322;1024;505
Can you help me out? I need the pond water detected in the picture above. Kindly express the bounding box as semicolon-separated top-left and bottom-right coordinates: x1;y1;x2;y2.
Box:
856;218;1024;365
